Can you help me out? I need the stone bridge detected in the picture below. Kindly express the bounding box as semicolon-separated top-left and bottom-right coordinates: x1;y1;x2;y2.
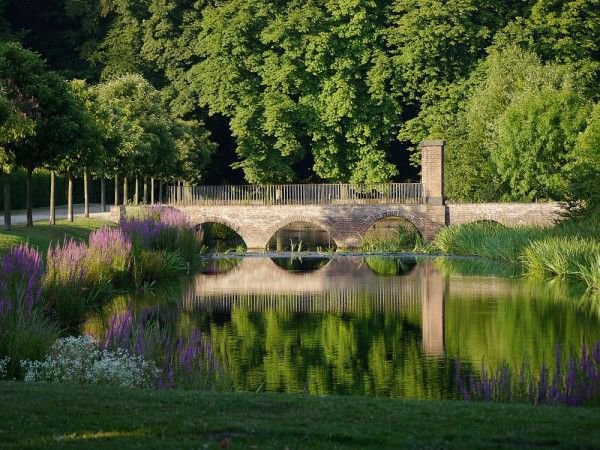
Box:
111;140;563;249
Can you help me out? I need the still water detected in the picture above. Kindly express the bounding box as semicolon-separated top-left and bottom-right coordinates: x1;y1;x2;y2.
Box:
86;256;600;399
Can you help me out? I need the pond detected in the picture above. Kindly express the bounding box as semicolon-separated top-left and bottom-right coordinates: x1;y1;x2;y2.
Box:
85;256;600;399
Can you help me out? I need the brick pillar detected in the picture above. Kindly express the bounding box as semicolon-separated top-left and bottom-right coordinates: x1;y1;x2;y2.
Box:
421;262;445;356
421;140;444;205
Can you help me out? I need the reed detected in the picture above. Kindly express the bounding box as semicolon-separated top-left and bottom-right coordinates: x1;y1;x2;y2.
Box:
522;237;600;278
433;222;545;262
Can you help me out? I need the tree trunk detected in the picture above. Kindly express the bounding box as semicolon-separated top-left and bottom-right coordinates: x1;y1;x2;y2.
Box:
84;169;89;218
49;171;56;225
2;171;11;231
123;177;128;205
101;178;106;212
26;167;33;227
134;177;139;205
67;174;74;222
143;177;148;204
150;177;155;205
158;180;163;204
114;174;119;206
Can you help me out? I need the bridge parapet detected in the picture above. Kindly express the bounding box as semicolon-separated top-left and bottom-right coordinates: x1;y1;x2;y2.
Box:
167;182;424;207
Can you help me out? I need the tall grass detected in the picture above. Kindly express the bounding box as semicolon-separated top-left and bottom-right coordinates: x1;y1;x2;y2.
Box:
434;222;545;262
361;227;423;253
0;245;59;377
433;219;600;290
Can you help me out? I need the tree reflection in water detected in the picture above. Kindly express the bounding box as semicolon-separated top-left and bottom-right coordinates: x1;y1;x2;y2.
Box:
84;256;600;399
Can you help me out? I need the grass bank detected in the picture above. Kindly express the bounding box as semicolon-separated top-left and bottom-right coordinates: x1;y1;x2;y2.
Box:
432;216;600;290
0;218;110;255
1;381;599;449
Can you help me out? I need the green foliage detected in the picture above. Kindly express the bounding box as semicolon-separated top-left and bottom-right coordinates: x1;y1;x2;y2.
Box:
494;87;590;200
93;74;176;178
433;222;547;262
0;312;59;378
194;0;399;183
522;237;600;280
134;250;187;283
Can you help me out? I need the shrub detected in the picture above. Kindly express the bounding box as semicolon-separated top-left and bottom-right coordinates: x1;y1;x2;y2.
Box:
120;206;202;264
0;312;59;378
44;240;90;324
22;336;159;388
0;244;44;314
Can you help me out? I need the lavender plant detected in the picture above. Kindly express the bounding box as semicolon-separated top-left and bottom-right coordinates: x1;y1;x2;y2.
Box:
455;342;600;406
0;245;58;377
100;308;226;390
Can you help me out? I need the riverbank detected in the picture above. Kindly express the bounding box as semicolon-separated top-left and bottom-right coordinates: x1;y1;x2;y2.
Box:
1;381;599;449
0;218;111;255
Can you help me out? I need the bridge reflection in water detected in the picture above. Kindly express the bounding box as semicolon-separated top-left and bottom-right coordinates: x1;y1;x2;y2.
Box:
89;255;600;398
184;257;446;355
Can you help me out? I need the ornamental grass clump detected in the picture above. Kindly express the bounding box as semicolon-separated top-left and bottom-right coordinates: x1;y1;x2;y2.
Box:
0;245;58;377
455;341;600;406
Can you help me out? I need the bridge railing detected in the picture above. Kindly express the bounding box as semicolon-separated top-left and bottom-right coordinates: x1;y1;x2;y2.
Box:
167;183;424;206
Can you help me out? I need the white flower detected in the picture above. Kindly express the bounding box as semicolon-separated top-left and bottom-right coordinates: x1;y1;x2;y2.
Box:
22;336;158;388
0;357;9;379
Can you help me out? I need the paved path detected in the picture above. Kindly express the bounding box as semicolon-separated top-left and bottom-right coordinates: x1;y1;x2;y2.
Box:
1;204;112;226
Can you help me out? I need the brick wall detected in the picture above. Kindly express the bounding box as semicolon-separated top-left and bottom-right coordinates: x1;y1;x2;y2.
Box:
446;202;563;227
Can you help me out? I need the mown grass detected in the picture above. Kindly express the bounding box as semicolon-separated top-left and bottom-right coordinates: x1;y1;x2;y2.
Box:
1;381;599;449
0;219;111;255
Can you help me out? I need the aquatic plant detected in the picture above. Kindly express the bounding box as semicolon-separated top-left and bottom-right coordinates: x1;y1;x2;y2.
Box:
522;237;600;277
361;226;422;253
120;206;201;263
433;222;544;262
578;254;600;291
100;308;225;390
455;341;600;406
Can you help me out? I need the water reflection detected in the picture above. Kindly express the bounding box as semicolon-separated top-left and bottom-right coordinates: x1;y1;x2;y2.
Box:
86;256;600;399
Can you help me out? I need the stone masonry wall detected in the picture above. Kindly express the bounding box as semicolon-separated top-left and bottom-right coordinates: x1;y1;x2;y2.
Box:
446;202;563;227
110;202;564;250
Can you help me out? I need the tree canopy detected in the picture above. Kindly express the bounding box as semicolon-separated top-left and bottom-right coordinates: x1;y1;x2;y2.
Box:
1;0;599;206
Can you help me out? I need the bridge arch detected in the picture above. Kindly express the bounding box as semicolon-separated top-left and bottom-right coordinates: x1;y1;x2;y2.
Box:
263;216;340;249
360;210;428;240
191;215;249;248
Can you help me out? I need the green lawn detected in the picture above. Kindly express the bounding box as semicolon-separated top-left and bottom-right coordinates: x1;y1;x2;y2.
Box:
1;382;599;449
0;219;111;254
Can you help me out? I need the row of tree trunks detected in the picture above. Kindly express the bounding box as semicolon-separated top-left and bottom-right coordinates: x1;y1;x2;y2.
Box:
1;172;169;230
3;171;11;231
